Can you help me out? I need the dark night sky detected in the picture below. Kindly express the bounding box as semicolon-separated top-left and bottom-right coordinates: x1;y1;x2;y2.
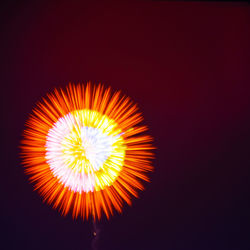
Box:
1;1;250;250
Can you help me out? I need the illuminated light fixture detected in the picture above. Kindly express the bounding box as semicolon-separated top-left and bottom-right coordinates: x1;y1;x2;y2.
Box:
21;83;154;220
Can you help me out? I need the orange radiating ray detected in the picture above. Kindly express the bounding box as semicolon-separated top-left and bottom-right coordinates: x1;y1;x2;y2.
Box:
20;82;154;220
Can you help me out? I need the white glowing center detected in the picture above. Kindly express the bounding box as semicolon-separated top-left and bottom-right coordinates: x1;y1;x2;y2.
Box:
80;126;115;170
45;111;124;193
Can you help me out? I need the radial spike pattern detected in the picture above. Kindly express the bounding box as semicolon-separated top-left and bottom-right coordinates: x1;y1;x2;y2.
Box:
21;82;154;220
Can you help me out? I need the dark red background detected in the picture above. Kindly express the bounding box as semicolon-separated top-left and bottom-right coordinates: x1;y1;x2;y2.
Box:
1;1;249;250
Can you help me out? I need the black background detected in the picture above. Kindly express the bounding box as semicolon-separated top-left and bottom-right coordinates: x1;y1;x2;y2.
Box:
1;1;249;249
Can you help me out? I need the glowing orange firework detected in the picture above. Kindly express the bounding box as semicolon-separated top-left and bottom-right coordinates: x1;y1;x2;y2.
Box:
21;82;154;220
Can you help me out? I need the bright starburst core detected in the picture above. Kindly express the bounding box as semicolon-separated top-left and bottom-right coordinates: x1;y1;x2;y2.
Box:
45;109;126;193
21;83;154;220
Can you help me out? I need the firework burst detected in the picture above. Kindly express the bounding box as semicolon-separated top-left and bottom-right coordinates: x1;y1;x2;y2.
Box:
21;82;154;220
